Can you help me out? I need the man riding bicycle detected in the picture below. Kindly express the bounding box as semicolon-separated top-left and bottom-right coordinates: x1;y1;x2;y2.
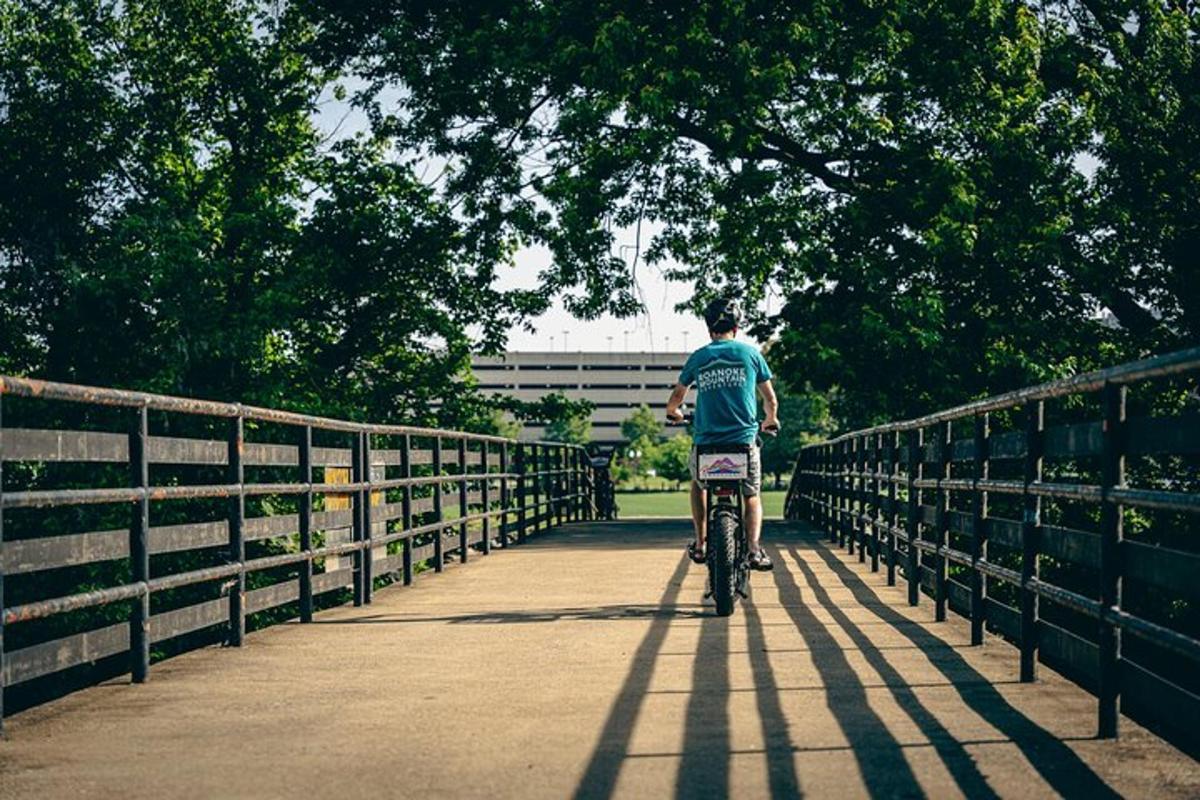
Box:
665;298;780;572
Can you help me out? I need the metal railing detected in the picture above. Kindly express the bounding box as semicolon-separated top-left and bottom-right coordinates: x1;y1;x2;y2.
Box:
0;376;593;731
785;347;1200;748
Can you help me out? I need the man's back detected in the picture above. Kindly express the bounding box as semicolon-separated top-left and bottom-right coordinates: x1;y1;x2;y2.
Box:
678;339;772;445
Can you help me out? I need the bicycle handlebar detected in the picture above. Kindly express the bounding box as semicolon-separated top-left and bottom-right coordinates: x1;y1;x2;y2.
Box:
665;414;780;437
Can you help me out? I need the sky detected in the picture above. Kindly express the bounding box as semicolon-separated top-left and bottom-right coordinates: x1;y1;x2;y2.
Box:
497;240;736;355
314;82;756;356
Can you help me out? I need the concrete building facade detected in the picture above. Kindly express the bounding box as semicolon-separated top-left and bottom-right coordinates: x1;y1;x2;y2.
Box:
472;351;690;443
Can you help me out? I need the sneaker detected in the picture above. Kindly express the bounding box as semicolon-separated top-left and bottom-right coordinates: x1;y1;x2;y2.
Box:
748;548;773;571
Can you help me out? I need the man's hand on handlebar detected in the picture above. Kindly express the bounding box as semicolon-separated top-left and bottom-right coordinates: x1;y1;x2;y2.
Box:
665;407;690;425
761;417;781;437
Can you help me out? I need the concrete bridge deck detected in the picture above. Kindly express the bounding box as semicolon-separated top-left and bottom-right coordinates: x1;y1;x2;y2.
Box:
1;521;1196;798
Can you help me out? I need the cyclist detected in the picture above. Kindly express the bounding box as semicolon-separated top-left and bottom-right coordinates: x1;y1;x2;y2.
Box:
665;297;779;571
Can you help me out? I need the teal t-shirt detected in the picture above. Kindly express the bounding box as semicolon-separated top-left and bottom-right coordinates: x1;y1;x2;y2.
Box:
678;339;772;445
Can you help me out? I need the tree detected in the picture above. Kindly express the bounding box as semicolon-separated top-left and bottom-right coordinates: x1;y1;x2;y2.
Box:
545;412;592;446
302;0;1197;427
759;383;836;489
0;0;549;428
621;405;663;444
652;433;692;490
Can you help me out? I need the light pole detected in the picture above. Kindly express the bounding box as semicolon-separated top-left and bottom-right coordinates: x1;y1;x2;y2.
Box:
682;331;689;351
665;335;671;352
623;330;630;352
606;335;614;355
562;330;569;351
550;335;555;352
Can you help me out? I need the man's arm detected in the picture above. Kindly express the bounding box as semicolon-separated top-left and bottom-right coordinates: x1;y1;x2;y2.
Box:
666;383;689;421
758;379;780;430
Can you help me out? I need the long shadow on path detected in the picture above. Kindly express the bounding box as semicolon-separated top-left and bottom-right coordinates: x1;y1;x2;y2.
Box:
782;543;1000;799
572;554;690;800
770;545;926;798
743;595;804;796
803;539;1120;799
674;610;731;799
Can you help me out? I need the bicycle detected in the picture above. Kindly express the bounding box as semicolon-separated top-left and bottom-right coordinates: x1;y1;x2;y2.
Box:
668;414;777;617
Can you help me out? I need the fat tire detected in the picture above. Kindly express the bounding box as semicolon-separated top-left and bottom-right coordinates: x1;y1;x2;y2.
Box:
709;509;739;617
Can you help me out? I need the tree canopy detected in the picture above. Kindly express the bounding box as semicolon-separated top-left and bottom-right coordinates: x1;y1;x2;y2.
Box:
4;0;1195;434
0;0;547;429
303;0;1199;427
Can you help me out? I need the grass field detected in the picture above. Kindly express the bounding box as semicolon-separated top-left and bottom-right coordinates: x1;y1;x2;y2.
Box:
614;488;787;519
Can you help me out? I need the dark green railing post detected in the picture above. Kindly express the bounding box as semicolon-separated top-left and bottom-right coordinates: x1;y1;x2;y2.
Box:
227;413;246;646
869;433;880;572
886;432;898;585
480;441;492;555
299;425;314;621
970;414;988;645
458;438;469;563
400;434;414;585
544;444;554;529
531;443;541;535
906;428;921;607
838;440;848;549
351;431;365;607
827;443;834;540
433;437;445;572
570;448;579;522
1020;401;1044;683
553;446;563;526
517;443;528;544
934;421;951;622
826;444;837;544
847;438;857;555
129;403;150;683
853;436;863;561
498;442;510;547
361;431;373;605
1099;382;1126;737
0;391;5;734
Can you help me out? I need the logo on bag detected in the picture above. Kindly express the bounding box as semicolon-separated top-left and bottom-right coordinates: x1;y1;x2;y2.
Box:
704;457;743;476
698;452;749;479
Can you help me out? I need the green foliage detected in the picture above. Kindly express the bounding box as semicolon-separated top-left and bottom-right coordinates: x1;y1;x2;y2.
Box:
0;0;556;430
621;404;664;443
545;412;592;446
526;392;593;444
302;0;1200;429
760;379;837;488
651;433;692;489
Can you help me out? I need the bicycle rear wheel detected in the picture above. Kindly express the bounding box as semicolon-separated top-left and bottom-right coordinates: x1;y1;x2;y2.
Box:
709;508;739;617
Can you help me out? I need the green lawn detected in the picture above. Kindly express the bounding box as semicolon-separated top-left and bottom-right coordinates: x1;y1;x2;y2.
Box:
615;489;787;519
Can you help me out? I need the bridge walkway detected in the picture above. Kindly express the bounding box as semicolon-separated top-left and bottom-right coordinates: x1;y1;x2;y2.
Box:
1;520;1195;798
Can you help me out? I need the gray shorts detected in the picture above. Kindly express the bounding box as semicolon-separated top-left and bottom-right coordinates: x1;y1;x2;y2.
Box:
689;445;762;497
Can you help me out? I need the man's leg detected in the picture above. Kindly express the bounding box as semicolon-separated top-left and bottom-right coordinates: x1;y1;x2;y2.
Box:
690;479;707;550
745;445;772;569
746;493;762;551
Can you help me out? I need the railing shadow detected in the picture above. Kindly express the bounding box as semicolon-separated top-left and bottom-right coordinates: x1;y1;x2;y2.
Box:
778;543;999;798
572;554;691;800
769;543;926;798
310;605;708;625
675;612;731;799
804;539;1121;799
743;595;803;796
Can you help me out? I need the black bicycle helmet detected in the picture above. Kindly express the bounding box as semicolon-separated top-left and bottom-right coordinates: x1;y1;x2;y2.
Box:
703;297;742;334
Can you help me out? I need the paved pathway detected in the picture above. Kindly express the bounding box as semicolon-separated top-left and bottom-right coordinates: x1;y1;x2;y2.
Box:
1;521;1196;798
